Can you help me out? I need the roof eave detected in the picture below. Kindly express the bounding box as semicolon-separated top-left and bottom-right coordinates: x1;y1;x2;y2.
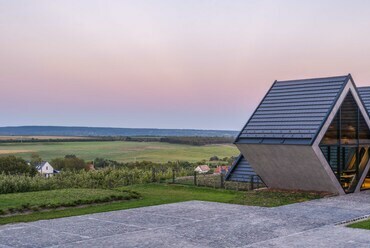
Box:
235;138;312;146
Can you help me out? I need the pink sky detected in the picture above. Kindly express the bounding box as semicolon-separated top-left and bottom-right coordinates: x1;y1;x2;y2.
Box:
1;0;370;130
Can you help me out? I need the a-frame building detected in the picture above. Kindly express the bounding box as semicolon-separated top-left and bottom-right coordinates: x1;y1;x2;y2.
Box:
229;74;370;194
225;154;262;183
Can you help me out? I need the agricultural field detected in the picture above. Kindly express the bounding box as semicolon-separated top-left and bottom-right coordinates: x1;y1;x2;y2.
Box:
0;141;238;163
0;136;93;141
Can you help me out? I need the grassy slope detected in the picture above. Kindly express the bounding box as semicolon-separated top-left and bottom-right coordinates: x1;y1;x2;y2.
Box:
348;219;370;230
0;141;238;163
0;184;321;225
124;184;322;207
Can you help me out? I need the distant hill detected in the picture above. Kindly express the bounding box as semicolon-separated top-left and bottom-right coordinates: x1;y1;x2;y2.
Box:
0;126;238;137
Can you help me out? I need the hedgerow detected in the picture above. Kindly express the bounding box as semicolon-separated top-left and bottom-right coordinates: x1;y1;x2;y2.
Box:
0;167;189;194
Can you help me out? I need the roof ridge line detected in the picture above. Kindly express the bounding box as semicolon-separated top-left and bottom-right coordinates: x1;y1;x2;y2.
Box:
276;75;348;83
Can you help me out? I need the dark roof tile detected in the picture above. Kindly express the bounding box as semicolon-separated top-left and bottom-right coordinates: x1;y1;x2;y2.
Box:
236;75;349;144
225;154;262;183
358;86;370;116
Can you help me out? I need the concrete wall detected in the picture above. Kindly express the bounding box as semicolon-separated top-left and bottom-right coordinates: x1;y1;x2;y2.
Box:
236;144;342;194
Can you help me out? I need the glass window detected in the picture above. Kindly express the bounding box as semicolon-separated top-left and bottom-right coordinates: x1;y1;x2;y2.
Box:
320;92;370;193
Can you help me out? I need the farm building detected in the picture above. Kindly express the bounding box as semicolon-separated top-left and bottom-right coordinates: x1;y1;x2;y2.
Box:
228;74;370;194
225;154;262;184
194;165;210;173
214;165;229;174
35;161;56;177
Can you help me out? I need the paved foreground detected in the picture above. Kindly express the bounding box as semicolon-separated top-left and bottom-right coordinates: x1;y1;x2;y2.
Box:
1;192;370;247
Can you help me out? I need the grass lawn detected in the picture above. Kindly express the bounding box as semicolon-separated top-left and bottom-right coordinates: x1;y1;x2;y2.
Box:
348;218;370;230
0;141;238;163
0;184;323;225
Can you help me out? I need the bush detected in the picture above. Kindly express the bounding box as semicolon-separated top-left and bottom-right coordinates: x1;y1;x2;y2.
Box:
0;156;37;176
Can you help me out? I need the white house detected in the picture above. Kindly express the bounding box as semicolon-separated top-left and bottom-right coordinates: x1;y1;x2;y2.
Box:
194;165;210;174
35;162;55;177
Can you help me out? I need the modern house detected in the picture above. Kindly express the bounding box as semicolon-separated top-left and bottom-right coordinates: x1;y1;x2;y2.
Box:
35;161;55;177
227;74;370;194
225;154;262;184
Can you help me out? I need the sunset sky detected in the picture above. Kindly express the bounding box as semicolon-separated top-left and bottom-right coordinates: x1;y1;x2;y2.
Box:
2;1;370;130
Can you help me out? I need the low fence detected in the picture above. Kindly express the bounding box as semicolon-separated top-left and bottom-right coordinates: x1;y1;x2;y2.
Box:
173;172;265;191
145;168;265;191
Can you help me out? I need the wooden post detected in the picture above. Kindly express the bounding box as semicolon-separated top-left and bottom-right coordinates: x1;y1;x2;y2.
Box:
194;171;197;185
220;172;225;188
152;167;156;182
172;168;175;184
251;175;254;190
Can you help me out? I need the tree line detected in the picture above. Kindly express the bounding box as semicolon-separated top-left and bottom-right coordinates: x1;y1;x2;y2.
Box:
0;153;235;176
0;136;234;146
158;136;234;146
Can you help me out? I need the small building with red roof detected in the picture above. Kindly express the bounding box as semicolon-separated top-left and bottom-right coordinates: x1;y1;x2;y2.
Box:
214;166;229;174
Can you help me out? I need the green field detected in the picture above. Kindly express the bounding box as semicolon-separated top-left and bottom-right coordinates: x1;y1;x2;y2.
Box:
0;141;238;163
0;184;322;225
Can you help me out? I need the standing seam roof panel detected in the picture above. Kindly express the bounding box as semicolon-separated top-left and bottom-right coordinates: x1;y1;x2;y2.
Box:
358;87;370;116
236;75;349;143
225;154;262;183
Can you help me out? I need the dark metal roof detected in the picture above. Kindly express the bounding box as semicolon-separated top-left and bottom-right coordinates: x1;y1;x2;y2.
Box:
35;161;48;170
225;154;261;183
358;86;370;116
235;75;350;145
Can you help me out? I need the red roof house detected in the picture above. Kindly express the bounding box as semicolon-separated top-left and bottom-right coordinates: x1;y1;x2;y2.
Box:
194;165;210;173
214;166;229;174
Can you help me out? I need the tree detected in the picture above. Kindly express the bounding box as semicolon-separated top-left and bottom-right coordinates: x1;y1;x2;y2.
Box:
51;156;86;171
177;161;192;170
94;158;107;169
50;158;65;170
0;156;37;176
30;153;42;166
210;156;219;161
65;154;77;159
64;157;85;170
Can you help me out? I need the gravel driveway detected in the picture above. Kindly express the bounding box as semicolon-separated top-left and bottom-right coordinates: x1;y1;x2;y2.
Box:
1;191;370;247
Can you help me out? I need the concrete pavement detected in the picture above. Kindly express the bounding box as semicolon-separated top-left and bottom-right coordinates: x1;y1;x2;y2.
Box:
1;191;370;247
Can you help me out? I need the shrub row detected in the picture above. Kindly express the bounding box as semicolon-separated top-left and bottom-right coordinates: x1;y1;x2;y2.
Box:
0;189;141;215
0;167;190;194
